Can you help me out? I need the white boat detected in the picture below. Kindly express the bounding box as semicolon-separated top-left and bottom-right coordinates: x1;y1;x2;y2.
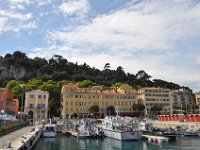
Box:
43;119;57;138
74;118;104;138
102;109;142;140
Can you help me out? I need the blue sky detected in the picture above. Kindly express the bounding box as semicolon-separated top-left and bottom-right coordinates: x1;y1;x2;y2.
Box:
0;0;200;91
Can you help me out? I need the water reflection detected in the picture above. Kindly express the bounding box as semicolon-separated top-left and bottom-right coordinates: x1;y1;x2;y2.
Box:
34;134;200;150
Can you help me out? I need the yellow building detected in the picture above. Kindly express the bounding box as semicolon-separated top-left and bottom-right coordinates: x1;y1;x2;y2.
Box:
61;83;138;118
24;90;49;123
138;87;172;115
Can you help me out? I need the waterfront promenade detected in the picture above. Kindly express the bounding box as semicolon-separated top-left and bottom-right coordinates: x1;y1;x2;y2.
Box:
0;125;36;149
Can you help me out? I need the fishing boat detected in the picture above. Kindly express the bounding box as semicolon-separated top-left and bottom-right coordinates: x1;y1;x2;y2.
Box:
102;108;142;140
73;118;104;139
43;119;57;138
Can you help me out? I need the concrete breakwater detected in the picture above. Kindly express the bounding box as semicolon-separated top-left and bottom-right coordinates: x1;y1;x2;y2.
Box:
153;121;200;131
0;125;43;150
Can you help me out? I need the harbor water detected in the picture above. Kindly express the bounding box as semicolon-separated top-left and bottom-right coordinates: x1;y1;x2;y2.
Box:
34;134;200;150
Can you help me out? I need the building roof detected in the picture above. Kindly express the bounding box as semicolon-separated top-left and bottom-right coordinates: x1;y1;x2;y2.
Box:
119;84;133;90
26;90;48;93
140;87;170;90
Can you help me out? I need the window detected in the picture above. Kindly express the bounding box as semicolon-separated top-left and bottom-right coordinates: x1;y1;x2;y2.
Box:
66;101;68;106
44;95;46;99
38;95;42;99
41;110;45;113
71;101;73;106
37;104;41;109
29;103;34;109
29;94;34;98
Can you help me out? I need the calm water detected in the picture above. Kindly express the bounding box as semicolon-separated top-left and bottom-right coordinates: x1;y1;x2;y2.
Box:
34;134;200;150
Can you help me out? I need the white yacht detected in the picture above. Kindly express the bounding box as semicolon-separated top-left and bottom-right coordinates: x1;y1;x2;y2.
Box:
43;119;57;138
102;109;142;140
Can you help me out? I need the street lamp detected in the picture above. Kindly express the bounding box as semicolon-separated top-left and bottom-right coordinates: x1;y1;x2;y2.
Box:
20;85;24;121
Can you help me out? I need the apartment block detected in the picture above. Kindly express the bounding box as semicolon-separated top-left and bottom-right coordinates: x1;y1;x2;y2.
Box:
138;87;172;115
61;83;138;118
25;90;49;122
195;91;200;106
170;89;195;113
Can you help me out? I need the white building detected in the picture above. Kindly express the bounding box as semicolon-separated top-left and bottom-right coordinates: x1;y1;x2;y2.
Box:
170;89;195;113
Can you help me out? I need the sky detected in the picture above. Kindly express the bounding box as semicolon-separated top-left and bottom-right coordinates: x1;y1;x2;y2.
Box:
0;0;200;91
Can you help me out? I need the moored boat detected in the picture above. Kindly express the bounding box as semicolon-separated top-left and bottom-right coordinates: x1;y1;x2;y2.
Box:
73;118;104;139
102;108;142;141
43;119;57;138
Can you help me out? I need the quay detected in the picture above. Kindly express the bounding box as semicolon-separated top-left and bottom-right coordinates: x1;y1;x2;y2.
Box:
153;121;200;131
0;125;43;150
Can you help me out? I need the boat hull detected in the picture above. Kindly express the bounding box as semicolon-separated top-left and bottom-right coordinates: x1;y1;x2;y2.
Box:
43;132;57;138
103;129;142;140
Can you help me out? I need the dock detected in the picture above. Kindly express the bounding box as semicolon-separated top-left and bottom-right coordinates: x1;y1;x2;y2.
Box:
0;125;43;150
142;135;169;143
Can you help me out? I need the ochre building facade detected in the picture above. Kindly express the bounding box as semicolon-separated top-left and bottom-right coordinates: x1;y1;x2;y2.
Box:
61;83;139;118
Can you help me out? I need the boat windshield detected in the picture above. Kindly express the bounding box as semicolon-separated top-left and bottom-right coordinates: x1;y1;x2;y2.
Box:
44;126;55;132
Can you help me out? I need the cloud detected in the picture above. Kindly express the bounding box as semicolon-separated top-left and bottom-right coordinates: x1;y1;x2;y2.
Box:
59;0;90;16
27;0;200;91
0;10;35;32
51;0;200;53
8;0;30;4
36;0;52;6
8;0;30;10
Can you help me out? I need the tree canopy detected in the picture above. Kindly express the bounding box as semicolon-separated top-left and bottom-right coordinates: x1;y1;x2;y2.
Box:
106;106;116;116
89;105;99;113
0;51;188;91
132;103;145;112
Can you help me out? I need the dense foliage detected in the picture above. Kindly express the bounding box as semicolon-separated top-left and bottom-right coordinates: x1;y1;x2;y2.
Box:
132;103;145;112
89;105;99;113
0;51;189;91
106;106;116;115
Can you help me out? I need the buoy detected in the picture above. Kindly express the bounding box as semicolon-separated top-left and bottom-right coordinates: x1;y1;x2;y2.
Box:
153;137;158;143
77;132;80;136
